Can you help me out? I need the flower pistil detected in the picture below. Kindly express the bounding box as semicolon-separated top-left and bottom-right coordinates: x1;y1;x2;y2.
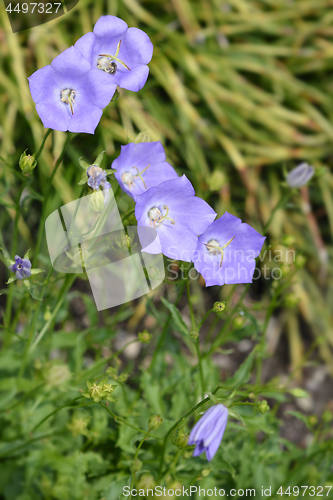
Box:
205;236;235;267
98;40;131;74
60;88;76;115
148;205;175;228
121;164;150;190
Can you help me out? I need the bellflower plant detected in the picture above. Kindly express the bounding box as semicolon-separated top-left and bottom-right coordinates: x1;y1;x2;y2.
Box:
193;212;265;286
188;404;228;461
135;175;216;261
112;141;178;200
28;46;116;134
75;16;153;93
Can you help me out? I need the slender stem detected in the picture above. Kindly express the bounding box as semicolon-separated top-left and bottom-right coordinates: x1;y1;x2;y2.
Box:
0;431;56;459
99;403;161;439
263;191;291;234
148;282;185;372
33;133;73;267
29;273;76;353
32;397;95;432
129;429;151;495
34;128;52;161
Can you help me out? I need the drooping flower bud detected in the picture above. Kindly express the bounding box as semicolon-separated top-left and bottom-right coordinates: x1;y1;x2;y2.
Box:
286;162;314;188
148;414;163;430
89;190;106;213
190;331;199;340
19;150;37;176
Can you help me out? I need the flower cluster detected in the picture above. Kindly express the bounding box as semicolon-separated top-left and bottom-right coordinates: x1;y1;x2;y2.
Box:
82;378;117;403
28;16;153;134
112;140;265;286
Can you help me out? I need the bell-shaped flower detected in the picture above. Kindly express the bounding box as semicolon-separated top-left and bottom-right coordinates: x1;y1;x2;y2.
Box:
193;212;265;286
135;175;216;261
78;151;112;191
75;15;153;93
28;46;116;134
188;404;228;462
112;141;178;200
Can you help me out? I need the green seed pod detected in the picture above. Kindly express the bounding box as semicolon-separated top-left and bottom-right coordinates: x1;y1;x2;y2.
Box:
138;330;152;344
170;428;189;449
257;400;270;414
213;301;226;313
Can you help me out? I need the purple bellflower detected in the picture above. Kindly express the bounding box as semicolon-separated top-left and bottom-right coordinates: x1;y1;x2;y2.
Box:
135;175;216;261
193;212;265;287
9;255;32;280
286;162;314;188
188;404;228;462
75;16;153;93
28;46;115;134
112;142;178;200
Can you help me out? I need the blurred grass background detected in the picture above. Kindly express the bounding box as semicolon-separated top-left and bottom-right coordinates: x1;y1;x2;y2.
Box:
1;0;332;373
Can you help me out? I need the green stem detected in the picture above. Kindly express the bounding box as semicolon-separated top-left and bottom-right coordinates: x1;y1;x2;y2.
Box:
148;282;185;372
33;133;73;267
29;273;76;353
263;192;291;234
0;431;56;459
32;397;89;432
34;129;52;161
129;429;151;494
99;403;161;439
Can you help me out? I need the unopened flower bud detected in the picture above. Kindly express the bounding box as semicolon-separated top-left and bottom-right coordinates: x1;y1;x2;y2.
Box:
286;162;314;188
89;190;105;212
136;474;156;491
208;170;225;192
19;150;37;175
46;364;71;387
131;458;143;473
148;414;163;430
295;255;306;269
307;415;318;426
138;330;152;343
202;469;211;477
281;235;295;247
322;410;333;423
213;301;226;313
135;131;151;144
283;293;300;308
257;400;270;414
190;331;199;340
233;316;245;329
170;429;189;449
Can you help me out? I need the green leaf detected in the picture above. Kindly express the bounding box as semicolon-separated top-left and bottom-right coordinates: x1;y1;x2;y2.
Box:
23;249;30;260
105;169;115;175
93;151;105;168
227;349;256;387
30;268;44;275
78;173;88;185
78;157;90;170
6;277;17;284
288;388;310;399
161;297;189;336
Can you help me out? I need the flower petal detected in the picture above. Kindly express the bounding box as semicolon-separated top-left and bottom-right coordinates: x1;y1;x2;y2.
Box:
74;32;96;63
119;27;153;65
28;65;55;104
51;46;91;75
36;102;70;132
114;64;149;92
93;15;128;39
